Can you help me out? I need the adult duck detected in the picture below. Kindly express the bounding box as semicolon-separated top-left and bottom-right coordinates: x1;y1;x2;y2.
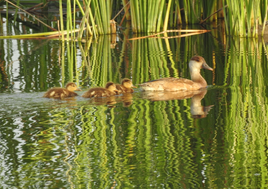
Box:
116;78;136;94
82;82;118;98
43;82;81;99
139;56;213;91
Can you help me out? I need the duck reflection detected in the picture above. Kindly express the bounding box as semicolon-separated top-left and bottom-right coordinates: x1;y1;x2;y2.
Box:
44;96;79;108
87;95;117;107
84;93;134;107
120;93;133;107
141;89;213;119
190;90;214;119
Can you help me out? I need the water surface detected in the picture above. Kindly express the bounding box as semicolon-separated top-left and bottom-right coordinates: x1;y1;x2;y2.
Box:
1;19;268;188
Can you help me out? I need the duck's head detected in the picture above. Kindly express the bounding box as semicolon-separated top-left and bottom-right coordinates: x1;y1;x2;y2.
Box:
66;82;81;92
121;78;137;89
105;82;119;93
189;56;213;72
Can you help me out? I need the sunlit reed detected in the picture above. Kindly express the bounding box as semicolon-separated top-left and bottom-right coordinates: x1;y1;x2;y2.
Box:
2;0;268;38
223;0;268;37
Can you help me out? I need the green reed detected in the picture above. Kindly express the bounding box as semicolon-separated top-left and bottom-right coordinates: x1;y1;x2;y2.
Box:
223;0;268;37
75;0;113;38
3;0;268;37
121;0;268;36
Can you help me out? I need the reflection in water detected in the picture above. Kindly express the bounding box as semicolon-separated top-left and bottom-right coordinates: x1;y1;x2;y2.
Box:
85;95;117;107
43;96;79;109
2;26;268;188
141;89;213;118
190;90;214;119
83;92;134;107
119;93;133;107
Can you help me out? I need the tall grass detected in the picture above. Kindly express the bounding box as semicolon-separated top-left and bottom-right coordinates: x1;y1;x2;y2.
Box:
74;0;268;36
222;0;268;36
2;0;268;37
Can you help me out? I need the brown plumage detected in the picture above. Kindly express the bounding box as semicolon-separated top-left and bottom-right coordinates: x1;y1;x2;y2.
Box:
116;78;136;94
43;82;81;99
141;90;204;101
82;82;119;98
139;56;213;91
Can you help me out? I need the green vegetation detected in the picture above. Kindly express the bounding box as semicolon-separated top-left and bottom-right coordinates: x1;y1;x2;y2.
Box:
1;0;268;188
1;6;268;186
1;0;268;37
2;35;268;187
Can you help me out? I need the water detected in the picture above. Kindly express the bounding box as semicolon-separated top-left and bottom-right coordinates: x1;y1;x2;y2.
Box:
1;19;268;188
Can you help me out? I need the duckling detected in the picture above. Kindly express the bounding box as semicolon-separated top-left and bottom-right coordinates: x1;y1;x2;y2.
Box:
116;78;136;94
139;56;213;91
82;82;119;98
43;82;81;99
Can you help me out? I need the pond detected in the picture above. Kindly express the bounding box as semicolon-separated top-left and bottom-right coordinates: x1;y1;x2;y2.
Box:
1;20;268;188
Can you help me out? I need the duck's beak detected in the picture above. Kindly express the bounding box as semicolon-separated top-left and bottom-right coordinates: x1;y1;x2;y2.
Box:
202;62;213;71
132;85;137;88
75;88;82;91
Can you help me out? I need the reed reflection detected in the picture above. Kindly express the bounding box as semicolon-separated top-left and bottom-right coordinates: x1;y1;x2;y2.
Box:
141;89;213;118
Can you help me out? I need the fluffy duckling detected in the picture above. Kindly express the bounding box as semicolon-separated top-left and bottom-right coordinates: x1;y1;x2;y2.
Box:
82;82;118;98
43;82;81;99
116;78;136;94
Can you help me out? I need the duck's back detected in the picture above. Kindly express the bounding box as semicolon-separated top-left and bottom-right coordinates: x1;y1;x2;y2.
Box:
82;88;115;98
139;77;202;91
43;88;78;98
116;84;134;93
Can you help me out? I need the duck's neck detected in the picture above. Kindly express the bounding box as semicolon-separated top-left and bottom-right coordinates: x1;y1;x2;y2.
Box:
190;68;207;87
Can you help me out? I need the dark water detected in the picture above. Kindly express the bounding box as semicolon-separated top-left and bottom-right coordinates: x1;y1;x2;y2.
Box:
1;20;268;188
